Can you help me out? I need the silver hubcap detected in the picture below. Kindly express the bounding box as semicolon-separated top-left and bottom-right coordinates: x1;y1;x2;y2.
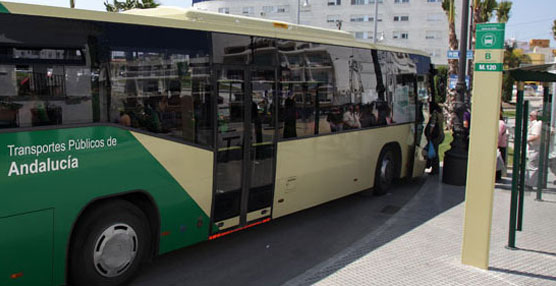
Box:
93;223;138;277
380;156;393;185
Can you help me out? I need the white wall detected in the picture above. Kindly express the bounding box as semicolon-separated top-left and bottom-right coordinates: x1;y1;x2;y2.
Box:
194;0;453;65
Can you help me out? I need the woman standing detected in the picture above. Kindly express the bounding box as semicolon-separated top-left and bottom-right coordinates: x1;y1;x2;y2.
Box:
496;113;508;181
425;102;444;175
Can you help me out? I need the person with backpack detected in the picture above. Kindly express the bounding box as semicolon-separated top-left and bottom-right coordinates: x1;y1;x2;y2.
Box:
425;102;445;175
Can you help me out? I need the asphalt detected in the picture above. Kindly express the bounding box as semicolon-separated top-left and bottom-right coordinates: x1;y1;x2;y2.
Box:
283;171;556;286
131;178;426;286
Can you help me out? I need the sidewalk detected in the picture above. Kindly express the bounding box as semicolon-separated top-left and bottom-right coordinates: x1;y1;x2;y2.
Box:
283;174;556;286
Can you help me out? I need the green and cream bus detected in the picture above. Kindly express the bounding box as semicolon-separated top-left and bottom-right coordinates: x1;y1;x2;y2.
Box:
0;2;432;285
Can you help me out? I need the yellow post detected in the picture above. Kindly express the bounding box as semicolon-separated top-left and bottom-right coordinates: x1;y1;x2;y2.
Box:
461;23;505;269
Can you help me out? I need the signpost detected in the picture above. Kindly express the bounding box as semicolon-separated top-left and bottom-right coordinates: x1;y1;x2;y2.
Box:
461;23;505;269
447;50;474;60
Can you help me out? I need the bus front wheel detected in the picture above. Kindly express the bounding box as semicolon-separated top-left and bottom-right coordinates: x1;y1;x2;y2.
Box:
374;147;397;196
69;200;151;286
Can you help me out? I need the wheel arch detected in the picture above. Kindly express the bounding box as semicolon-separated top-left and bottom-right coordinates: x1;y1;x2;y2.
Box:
65;190;160;282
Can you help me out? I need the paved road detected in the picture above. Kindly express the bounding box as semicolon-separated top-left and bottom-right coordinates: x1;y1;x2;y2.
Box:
130;178;425;286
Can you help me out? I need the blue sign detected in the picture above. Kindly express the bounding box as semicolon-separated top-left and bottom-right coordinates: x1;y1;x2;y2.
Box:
447;50;474;60
447;50;459;59
448;75;470;90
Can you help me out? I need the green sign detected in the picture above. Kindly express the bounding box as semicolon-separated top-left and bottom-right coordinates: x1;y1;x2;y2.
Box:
476;23;505;50
475;63;503;72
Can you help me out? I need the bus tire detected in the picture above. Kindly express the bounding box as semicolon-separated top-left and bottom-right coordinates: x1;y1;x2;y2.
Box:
374;146;397;196
69;199;151;286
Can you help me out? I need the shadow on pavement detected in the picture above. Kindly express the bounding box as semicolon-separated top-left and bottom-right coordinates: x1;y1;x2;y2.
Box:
131;178;431;286
516;247;556;257
285;173;466;286
488;267;556;282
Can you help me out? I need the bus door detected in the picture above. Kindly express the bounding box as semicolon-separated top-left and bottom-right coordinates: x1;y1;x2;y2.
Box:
212;66;277;233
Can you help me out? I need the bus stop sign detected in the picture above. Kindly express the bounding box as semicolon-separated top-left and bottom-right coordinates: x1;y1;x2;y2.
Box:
474;23;505;72
461;22;505;269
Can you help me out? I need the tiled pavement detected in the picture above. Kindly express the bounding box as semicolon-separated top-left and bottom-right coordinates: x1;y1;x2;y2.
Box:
283;173;556;286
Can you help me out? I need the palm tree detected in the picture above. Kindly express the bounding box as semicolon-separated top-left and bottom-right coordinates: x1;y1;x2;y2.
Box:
105;0;160;12
442;0;459;76
502;42;530;102
496;1;512;23
441;0;459;129
553;19;556;40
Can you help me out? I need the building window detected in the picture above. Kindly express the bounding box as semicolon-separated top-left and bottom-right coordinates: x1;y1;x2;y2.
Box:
427;0;440;2
350;15;372;22
393;15;409;22
351;0;381;5
393;31;409;39
277;5;290;13
262;6;275;13
394;0;409;3
327;15;341;23
218;7;229;14
242;7;253;15
328;0;341;6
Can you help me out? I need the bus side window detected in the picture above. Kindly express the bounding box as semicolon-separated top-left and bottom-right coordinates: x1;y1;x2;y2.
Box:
0;49;93;128
106;50;213;147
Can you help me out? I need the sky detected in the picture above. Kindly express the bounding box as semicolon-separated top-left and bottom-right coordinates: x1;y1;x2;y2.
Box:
4;0;556;47
502;0;555;47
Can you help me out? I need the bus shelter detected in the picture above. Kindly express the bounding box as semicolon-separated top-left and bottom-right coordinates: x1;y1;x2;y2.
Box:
506;63;556;248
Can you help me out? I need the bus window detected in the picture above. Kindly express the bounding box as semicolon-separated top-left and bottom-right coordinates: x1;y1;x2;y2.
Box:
0;50;93;128
106;49;213;147
278;41;326;139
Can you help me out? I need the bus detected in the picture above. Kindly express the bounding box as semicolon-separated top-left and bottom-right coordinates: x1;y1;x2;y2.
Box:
0;2;432;286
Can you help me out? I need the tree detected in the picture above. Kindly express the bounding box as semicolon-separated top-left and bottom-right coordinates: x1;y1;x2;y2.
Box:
434;66;448;103
441;0;459;129
496;1;512;23
501;42;531;102
104;0;160;12
442;0;459;76
553;19;556;40
474;0;497;23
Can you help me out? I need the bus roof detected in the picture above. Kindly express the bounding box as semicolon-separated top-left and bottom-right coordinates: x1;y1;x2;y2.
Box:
0;1;428;57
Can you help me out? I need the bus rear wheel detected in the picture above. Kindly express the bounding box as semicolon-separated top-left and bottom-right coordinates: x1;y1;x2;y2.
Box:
69;200;151;286
374;147;397;196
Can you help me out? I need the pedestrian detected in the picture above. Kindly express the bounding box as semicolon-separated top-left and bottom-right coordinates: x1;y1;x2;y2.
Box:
425;102;444;175
463;106;471;149
496;113;508;181
525;110;542;189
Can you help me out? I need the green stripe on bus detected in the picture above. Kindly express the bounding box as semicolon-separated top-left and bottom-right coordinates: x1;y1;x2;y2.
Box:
0;3;10;13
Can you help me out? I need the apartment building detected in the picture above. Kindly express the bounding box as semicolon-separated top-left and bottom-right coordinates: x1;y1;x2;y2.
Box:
192;0;452;65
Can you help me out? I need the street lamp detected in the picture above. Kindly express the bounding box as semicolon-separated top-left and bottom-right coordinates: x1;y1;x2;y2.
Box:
297;0;309;24
442;0;471;186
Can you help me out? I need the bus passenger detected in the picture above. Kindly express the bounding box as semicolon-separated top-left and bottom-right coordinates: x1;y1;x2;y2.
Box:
343;104;361;129
425;102;444;175
326;107;343;132
283;97;297;138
